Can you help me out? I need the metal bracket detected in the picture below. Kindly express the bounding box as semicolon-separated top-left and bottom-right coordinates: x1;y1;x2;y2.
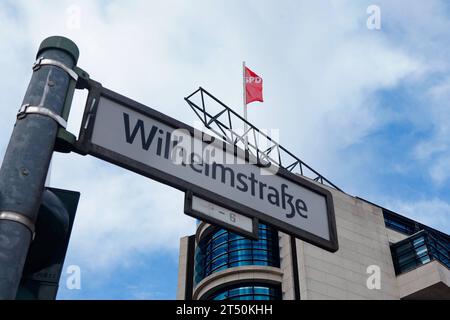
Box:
33;57;78;81
17;104;67;128
0;211;35;239
54;128;77;153
74;66;90;89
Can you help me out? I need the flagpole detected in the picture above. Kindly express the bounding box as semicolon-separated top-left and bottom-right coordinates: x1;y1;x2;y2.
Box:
243;61;248;150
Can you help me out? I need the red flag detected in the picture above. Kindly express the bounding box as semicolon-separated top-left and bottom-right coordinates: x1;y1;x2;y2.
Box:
245;67;263;104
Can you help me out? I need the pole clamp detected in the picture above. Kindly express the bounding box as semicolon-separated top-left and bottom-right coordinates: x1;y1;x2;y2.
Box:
0;211;35;238
33;57;78;81
17;104;68;128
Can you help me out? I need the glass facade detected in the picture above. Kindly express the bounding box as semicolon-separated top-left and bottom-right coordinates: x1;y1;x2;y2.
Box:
194;223;280;286
391;230;450;275
383;210;419;235
383;207;450;275
205;283;281;300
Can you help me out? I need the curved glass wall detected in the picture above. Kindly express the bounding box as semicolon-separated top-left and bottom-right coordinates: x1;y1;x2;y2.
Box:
204;283;281;300
194;223;280;285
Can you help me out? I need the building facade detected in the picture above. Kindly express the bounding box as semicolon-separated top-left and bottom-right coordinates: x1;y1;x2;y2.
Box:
177;181;450;300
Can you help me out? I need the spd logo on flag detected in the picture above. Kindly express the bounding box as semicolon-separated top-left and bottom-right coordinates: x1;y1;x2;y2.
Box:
245;67;263;104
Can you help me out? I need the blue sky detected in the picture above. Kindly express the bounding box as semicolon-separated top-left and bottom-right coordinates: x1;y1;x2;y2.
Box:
0;0;449;299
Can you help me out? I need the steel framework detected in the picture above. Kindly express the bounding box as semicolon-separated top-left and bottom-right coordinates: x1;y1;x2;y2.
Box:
185;87;342;191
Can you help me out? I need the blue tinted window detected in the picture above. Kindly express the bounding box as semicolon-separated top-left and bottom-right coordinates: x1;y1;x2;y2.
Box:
206;283;281;301
194;223;280;285
391;230;450;275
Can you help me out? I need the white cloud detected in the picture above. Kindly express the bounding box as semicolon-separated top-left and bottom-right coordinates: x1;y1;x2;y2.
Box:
429;156;450;186
1;0;200;274
50;153;195;271
0;0;423;261
0;0;448;298
371;0;450;187
413;77;450;185
386;198;450;233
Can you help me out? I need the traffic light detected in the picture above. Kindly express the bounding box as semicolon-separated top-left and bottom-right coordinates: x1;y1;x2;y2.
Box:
15;187;80;300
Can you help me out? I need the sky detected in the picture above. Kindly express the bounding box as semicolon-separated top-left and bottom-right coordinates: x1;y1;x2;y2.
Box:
0;0;449;299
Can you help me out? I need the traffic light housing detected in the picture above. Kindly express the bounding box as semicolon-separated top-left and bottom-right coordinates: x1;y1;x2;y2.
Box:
15;187;80;300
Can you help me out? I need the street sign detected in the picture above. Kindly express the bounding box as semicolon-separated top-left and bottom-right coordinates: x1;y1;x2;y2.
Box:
76;81;338;252
184;191;258;239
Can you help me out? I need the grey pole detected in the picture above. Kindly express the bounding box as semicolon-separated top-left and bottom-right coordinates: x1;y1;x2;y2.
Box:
0;36;79;299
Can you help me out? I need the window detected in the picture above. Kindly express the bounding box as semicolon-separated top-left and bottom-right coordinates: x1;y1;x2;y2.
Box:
194;224;280;285
205;283;281;300
391;230;450;275
383;210;417;235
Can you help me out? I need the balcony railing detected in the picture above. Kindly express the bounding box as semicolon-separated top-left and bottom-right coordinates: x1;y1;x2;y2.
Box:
391;230;450;275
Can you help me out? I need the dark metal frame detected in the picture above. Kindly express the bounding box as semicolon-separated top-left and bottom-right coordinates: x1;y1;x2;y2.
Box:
185;87;342;191
75;80;339;252
290;236;301;300
359;196;450;241
390;229;450;275
184;191;259;240
184;235;196;300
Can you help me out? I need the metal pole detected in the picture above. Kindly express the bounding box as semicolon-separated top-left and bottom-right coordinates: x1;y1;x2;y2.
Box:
243;61;248;150
0;36;79;299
